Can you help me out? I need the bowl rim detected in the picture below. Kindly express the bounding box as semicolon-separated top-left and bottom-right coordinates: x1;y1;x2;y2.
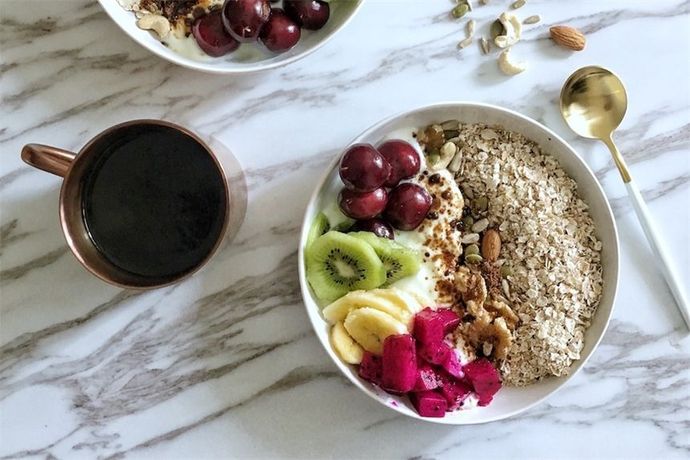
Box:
298;101;620;424
96;0;365;75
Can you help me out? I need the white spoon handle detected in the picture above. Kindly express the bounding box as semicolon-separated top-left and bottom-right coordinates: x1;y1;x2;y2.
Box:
625;180;690;328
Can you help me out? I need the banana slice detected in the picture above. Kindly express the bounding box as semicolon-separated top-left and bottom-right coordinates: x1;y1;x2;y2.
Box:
344;307;408;355
323;290;410;325
372;287;424;316
330;321;364;364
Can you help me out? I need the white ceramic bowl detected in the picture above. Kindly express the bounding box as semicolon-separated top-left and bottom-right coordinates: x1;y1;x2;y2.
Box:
298;102;620;424
98;0;363;74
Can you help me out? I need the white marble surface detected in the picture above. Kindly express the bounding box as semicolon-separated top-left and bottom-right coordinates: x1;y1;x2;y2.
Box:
1;0;690;458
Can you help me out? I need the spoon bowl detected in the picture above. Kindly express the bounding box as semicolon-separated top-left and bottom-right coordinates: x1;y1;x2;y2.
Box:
560;66;628;140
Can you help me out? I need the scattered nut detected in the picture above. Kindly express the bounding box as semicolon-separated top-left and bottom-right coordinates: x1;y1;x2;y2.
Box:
494;12;522;48
523;14;541;25
549;25;586;51
490;19;506;40
511;0;526;9
458;37;473;49
467;19;476;36
498;48;527;75
136;14;170;39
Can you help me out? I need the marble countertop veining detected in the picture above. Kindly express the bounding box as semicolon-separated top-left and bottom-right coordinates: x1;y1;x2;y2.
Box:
1;0;690;458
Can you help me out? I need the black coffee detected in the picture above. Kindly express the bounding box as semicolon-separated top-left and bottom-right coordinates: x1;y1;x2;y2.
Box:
82;125;227;279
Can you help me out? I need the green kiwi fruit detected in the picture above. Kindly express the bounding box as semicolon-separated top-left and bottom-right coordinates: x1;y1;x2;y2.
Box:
306;213;330;249
349;232;421;285
306;231;386;302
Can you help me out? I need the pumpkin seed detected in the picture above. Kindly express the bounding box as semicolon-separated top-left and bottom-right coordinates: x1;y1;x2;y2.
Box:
523;14;541;25
490;19;506;40
451;4;469;19
500;265;513;277
462;215;474;228
480;37;490;54
465;244;480;256
444;129;460;139
511;0;525;9
465;253;483;264
474;196;489;211
458;37;473;49
427;152;440;167
440;120;459;131
467;19;476;36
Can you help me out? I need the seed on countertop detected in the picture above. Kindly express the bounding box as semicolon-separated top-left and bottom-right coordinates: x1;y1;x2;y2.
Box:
523;14;541;25
511;0;525;9
465;244;480;256
467;19;476;36
458;37;473;49
480;37;490;54
451;4;469;19
490;19;506;40
465;253;483;264
472;218;490;233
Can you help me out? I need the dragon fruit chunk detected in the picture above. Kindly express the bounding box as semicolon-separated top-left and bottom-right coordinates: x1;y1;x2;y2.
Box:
435;308;461;334
381;334;417;393
438;376;473;411
413;308;445;346
441;348;463;379
358;351;382;385
463;358;502;405
418;340;451;365
409;391;447;418
413;361;441;391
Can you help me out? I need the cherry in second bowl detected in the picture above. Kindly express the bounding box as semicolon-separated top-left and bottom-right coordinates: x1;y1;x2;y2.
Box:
99;0;364;73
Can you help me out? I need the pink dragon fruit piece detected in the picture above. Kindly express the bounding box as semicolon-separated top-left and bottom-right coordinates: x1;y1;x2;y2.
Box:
435;308;461;334
381;334;417;394
409;391;447;418
413;361;441;391
438;376;473;411
463;358;502;406
441;348;463;379
418;340;451;365
358;351;382;385
413;308;446;346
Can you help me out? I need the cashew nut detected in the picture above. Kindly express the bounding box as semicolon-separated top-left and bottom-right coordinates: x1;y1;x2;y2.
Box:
498;48;527;75
137;14;170;39
494;12;522;48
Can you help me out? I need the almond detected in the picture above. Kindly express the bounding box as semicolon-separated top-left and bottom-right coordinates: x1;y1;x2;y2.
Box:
481;229;501;262
549;25;586;51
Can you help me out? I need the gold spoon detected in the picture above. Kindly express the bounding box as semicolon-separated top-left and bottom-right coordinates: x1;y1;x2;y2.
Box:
560;65;689;328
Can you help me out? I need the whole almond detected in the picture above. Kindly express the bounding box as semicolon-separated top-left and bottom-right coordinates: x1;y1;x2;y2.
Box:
481;229;501;262
549;25;586;51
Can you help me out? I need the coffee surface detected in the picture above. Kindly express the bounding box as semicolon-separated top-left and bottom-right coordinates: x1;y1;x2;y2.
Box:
82;125;226;279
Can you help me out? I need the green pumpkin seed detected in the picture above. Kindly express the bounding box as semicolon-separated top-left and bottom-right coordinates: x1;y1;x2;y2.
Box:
427;152;440;166
451;4;469;19
462;216;474;229
490;19;506;39
474;196;489;211
465;254;483;264
500;265;513;277
465;244;480;256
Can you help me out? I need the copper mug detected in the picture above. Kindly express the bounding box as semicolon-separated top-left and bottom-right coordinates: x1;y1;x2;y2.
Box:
21;120;232;289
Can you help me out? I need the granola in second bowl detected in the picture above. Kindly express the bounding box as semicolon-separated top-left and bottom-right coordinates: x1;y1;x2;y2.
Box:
417;121;603;386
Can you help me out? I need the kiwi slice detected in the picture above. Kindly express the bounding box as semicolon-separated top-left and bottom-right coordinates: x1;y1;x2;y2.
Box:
306;213;330;249
349;232;420;285
306;231;387;302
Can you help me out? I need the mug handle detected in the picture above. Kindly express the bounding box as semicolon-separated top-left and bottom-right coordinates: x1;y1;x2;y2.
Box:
21;144;76;177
